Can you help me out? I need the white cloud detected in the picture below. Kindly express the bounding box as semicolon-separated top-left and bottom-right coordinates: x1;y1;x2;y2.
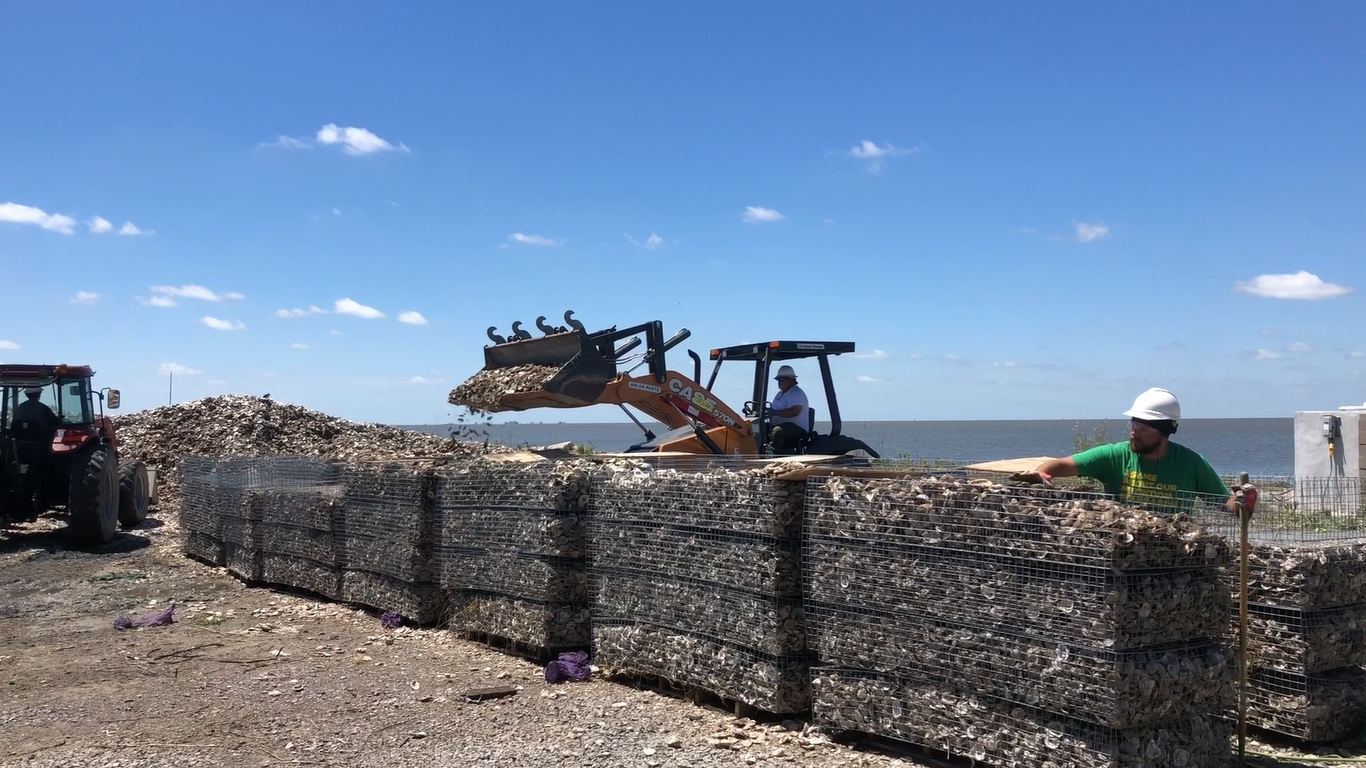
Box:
291;342;309;350
742;206;784;223
0;340;18;350
398;311;428;325
207;379;228;386
1233;271;1354;301
259;135;313;150
87;216;113;234
118;221;150;236
334;298;385;319
151;284;244;301
316;124;408;156
200;316;245;331
1074;221;1109;242
852;349;890;360
1348;352;1364;360
331;329;343;336
824;218;835;225
1288;342;1313;353
70;291;99;304
0;202;76;234
626;232;666;249
856;375;882;383
144;296;177;307
332;208;342;217
409;376;431;385
158;362;201;375
275;306;327;318
1254;348;1281;361
508;233;565;246
848;140;916;173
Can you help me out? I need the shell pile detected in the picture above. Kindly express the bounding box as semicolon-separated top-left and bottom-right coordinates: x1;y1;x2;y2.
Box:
811;669;1235;768
803;475;1233;765
114;393;496;509
446;365;559;412
588;466;811;713
434;458;596;650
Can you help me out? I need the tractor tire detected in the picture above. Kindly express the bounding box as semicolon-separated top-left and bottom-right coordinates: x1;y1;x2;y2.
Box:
68;447;119;545
118;460;150;528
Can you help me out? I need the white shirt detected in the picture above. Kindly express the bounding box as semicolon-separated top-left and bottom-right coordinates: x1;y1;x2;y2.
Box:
771;384;809;427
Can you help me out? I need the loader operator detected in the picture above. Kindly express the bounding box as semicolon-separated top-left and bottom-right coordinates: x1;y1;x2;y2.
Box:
767;365;809;455
13;386;59;441
1026;388;1253;517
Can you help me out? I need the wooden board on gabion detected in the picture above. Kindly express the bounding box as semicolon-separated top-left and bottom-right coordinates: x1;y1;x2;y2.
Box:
805;476;1229;572
591;522;800;598
1245;667;1366;742
440;549;587;603
339;570;443;626
436;458;593;513
812;667;1235;768
805;547;1230;651
1244;602;1366;675
805;601;1228;729
448;593;589;649
593;567;805;656
592;623;810;714
1241;540;1366;609
590;469;804;539
261;553;340;600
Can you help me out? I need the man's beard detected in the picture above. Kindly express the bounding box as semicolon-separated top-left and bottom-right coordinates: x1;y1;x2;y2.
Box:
1130;434;1162;455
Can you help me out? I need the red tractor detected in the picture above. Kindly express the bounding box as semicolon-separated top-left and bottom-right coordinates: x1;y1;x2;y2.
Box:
0;364;152;544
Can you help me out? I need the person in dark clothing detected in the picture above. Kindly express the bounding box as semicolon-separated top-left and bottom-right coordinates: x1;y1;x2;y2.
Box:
12;386;59;440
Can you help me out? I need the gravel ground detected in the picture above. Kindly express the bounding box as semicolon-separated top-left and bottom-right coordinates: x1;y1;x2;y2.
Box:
0;505;921;768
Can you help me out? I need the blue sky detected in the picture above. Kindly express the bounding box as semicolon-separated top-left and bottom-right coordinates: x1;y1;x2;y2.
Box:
3;2;1363;425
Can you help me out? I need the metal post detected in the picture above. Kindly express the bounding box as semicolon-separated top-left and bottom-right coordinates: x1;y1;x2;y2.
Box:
1237;470;1250;767
168;371;173;405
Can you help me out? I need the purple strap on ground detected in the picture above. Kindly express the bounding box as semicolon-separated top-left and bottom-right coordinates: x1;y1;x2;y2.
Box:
113;603;175;630
544;651;591;683
380;611;403;629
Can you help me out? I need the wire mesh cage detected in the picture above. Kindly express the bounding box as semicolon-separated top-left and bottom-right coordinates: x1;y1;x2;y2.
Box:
811;667;1235;768
587;465;812;712
1243;666;1366;742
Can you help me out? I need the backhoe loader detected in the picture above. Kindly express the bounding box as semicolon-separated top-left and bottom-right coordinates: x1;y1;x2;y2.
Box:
466;311;880;457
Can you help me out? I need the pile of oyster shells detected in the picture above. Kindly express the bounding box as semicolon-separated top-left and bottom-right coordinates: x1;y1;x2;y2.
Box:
435;459;596;649
588;468;810;711
115;394;494;509
446;364;559;412
811;669;1235;768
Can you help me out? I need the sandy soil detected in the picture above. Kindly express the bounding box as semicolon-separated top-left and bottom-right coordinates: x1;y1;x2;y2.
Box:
0;508;924;768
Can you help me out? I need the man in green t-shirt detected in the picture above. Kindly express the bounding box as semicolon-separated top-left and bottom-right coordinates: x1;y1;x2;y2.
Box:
1029;387;1243;516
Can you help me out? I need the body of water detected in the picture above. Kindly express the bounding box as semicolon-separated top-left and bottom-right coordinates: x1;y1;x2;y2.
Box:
406;418;1295;477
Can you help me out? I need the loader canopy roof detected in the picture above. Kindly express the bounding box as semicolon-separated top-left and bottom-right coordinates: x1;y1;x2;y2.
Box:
0;364;95;388
709;341;855;362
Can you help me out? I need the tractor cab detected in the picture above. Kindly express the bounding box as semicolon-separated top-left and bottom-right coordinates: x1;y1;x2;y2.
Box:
0;363;147;544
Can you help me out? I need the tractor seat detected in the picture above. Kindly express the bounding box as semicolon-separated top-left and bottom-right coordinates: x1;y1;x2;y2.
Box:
797;408;818;453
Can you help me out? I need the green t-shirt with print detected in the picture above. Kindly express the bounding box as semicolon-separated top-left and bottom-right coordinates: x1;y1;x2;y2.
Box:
1071;440;1230;511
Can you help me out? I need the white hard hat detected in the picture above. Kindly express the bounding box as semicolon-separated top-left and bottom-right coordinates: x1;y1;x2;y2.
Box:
1124;387;1181;424
774;365;797;380
23;386;41;397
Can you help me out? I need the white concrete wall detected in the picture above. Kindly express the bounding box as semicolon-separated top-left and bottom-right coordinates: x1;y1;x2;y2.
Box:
1293;411;1362;515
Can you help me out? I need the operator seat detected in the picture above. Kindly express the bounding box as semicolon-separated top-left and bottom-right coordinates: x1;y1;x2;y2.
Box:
9;416;54;467
796;407;817;454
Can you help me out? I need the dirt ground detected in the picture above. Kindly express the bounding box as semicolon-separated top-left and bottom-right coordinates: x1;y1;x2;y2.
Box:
0;507;925;768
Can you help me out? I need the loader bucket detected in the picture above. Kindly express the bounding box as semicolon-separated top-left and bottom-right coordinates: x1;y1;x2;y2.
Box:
480;329;620;411
483;330;585;370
